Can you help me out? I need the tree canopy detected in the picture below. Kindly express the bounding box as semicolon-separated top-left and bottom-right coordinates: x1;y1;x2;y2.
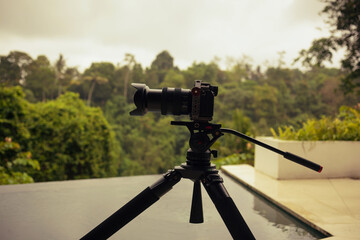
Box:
296;0;360;95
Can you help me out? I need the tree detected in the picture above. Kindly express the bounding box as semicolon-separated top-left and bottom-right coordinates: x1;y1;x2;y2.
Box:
63;67;80;90
252;84;279;130
149;50;175;85
160;69;186;88
295;0;360;95
182;62;221;87
225;56;254;85
25;55;56;101
81;62;114;106
122;53;136;100
0;51;33;86
113;60;144;103
151;50;174;71
0;56;21;86
83;73;108;106
54;54;66;96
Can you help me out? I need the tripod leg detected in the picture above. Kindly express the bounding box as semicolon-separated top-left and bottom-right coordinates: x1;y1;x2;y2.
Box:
81;170;182;240
189;180;204;223
202;174;255;240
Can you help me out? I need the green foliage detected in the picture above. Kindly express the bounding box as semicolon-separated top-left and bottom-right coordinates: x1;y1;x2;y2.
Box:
183;62;221;87
295;0;360;95
295;38;335;68
0;86;30;145
24;55;57;101
271;106;360;141
149;50;175;86
81;62;113;106
0;51;33;87
26;92;119;181
54;54;79;97
216;109;255;157
151;50;174;71
0;87;120;182
1;49;359;182
0;138;40;184
0;56;21;86
214;109;255;167
213;153;254;169
104;94;188;176
160;69;186;88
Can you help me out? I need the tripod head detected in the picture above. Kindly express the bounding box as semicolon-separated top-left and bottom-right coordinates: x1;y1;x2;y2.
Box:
171;120;323;172
171;121;221;154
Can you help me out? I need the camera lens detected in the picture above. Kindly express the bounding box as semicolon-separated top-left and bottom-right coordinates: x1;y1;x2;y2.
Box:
130;83;191;116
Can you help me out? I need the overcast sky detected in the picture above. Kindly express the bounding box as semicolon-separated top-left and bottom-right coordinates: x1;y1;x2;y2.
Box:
0;0;335;71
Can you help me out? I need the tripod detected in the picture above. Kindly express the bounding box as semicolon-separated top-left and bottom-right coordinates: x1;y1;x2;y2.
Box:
81;121;322;240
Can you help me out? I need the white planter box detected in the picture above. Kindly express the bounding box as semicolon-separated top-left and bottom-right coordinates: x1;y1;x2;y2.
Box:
254;137;360;179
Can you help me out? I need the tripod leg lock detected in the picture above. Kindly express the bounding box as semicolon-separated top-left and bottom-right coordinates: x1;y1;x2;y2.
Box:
202;174;222;185
150;170;182;198
201;174;230;198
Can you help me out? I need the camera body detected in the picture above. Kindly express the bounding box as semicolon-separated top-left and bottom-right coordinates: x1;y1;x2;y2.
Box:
130;80;218;121
190;80;218;121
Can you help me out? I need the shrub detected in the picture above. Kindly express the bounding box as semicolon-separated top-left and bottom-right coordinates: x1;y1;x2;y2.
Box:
0;87;120;182
26;92;120;181
0;86;30;146
0;138;40;184
213;153;254;169
271;106;360;141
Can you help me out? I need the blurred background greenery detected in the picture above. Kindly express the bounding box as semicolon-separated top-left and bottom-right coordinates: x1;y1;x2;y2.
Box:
1;0;359;184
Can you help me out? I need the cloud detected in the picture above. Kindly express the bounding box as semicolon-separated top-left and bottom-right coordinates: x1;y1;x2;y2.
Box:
0;0;335;70
282;0;326;26
0;1;84;38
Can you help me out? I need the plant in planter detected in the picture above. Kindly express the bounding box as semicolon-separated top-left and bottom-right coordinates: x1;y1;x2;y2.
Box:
255;106;360;179
271;106;360;141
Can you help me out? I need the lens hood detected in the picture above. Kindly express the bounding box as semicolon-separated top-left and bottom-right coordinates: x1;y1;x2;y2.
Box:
130;83;149;115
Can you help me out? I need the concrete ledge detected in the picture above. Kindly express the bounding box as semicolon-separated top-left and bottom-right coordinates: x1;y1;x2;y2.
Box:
254;137;360;179
221;164;360;240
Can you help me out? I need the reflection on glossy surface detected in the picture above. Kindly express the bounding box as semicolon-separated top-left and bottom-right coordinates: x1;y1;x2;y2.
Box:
253;196;325;239
221;174;327;240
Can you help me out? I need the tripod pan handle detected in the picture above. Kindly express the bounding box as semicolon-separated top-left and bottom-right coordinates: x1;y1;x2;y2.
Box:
283;152;323;172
